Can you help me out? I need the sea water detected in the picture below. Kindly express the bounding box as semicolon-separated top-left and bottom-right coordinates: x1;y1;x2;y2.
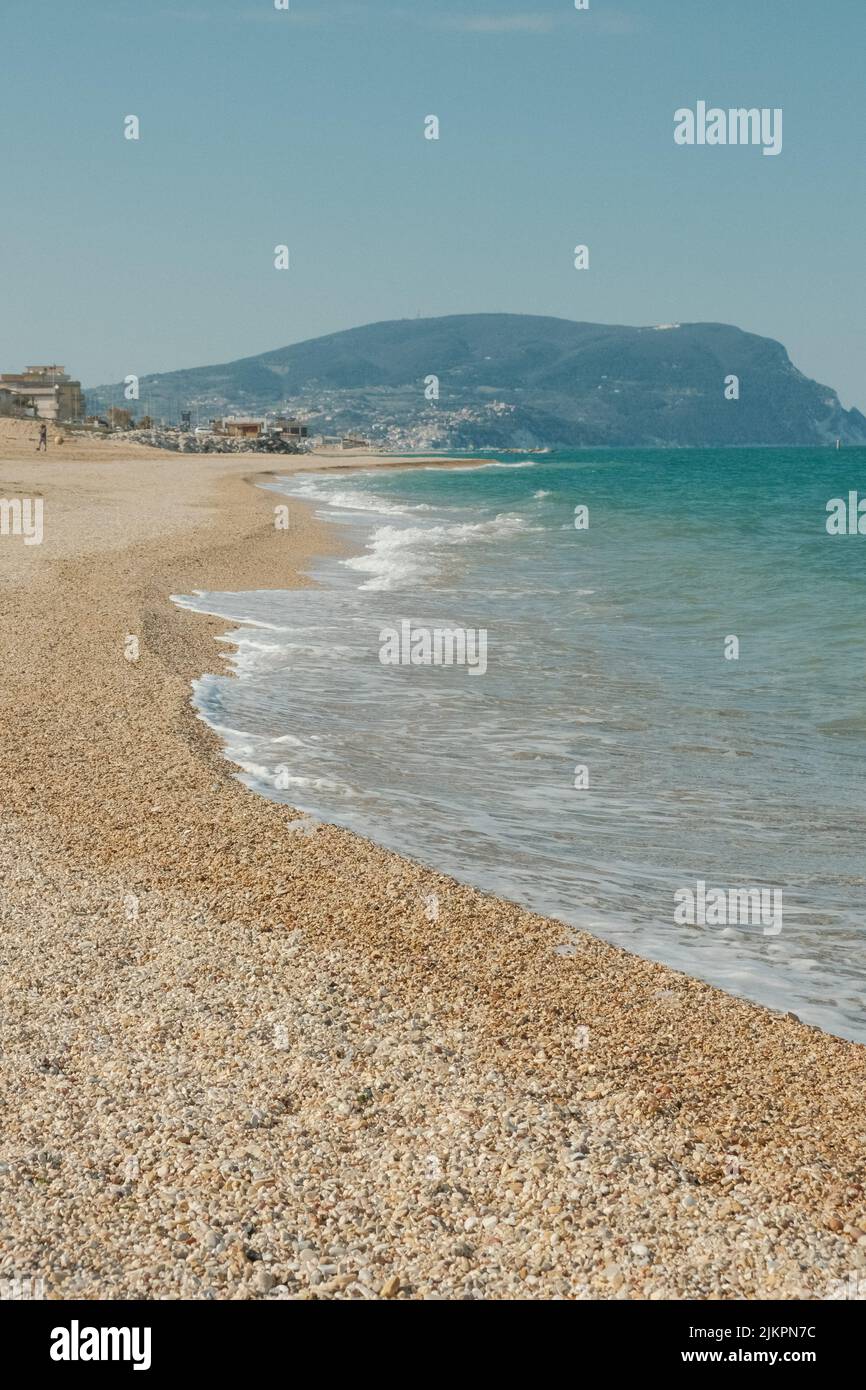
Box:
174;448;866;1041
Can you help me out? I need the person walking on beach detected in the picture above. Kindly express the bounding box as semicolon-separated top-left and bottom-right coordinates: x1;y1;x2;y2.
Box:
37;422;47;453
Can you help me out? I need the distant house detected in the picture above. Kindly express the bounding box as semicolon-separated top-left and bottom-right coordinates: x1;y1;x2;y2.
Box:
341;435;370;450
274;416;308;440
223;417;264;438
0;365;84;422
107;407;133;430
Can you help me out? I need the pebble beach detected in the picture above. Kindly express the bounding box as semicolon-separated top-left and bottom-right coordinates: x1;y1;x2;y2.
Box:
0;421;864;1301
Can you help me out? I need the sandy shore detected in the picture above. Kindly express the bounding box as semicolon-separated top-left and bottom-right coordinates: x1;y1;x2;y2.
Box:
0;421;864;1301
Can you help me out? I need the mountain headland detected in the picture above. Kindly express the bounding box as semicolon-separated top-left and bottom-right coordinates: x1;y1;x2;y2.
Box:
86;314;866;450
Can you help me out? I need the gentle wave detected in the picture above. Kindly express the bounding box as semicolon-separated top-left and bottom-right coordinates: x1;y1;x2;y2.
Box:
276;473;432;517
426;459;541;473
342;513;536;590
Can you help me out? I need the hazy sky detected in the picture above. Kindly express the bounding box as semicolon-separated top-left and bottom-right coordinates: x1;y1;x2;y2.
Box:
3;0;864;408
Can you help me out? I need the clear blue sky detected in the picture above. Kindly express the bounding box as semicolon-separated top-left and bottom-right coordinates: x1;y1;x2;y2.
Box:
3;0;864;408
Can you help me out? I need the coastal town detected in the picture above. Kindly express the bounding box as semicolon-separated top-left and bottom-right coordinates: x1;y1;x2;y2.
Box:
0;358;532;456
0;361;374;454
0;365;84;424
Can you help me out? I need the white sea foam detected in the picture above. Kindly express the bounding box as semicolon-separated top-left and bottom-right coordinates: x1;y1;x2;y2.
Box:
172;592;292;631
230;634;354;661
343;513;534;590
221;636;286;653
252;770;351;794
430;459;539;473
277;475;430;517
288;774;350;793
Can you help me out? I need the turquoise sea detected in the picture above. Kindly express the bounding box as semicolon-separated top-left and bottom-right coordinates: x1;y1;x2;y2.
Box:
175;448;866;1041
